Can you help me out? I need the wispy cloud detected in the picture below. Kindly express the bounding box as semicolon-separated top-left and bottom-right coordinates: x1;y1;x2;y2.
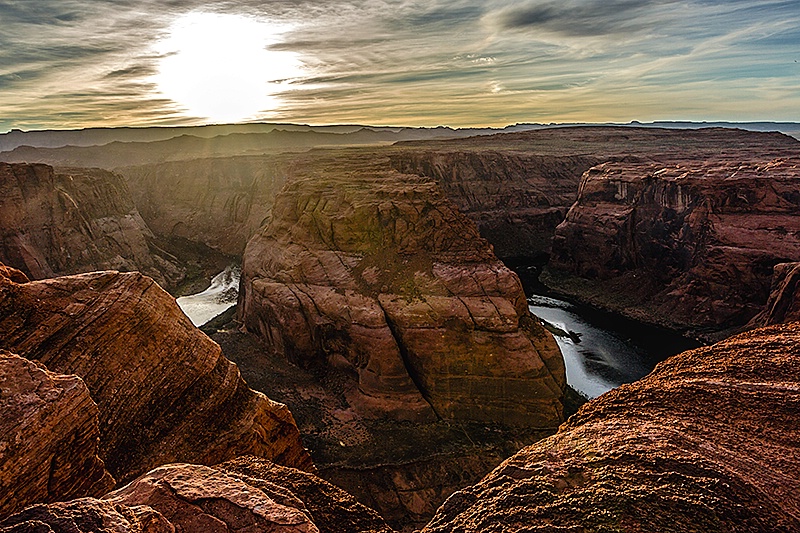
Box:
0;0;798;130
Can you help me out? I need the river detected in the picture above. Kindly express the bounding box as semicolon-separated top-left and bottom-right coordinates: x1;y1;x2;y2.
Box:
528;293;700;398
176;265;240;326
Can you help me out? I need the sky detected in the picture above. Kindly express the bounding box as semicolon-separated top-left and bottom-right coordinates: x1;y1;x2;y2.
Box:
0;0;798;131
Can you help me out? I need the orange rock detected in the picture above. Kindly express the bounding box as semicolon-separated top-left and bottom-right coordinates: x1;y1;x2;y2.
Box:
0;351;113;519
424;323;800;532
0;266;312;483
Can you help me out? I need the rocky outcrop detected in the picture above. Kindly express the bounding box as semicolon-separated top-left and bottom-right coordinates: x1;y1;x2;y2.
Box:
0;265;311;483
548;154;800;340
750;262;800;327
218;456;394;533
0;352;114;519
391;151;599;258
2;459;394;533
239;153;565;427
104;464;319;533
424;322;800;532
0;162;183;289
0;498;173;533
120;155;294;256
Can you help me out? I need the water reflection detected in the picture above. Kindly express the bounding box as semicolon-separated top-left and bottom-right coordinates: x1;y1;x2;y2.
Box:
529;294;686;398
176;265;240;326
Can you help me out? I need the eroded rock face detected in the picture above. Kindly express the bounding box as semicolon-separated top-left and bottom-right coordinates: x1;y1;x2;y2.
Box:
0;352;114;519
391;151;599;258
548;155;800;340
423;323;800;532
121;156;293;256
0;265;311;483
0;162;183;289
239;154;565;427
0;498;173;533
218;456;394;533
104;464;319;533
750;262;800;327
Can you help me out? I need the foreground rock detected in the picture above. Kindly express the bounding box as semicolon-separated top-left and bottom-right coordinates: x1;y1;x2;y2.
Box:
0;352;113;519
0;498;173;533
0;265;311;483
0;162;183;289
104;463;319;533
548;147;800;340
239;152;565;427
1;459;394;533
424;322;800;532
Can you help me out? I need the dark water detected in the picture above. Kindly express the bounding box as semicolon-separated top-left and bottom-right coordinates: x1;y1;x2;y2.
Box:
511;260;702;399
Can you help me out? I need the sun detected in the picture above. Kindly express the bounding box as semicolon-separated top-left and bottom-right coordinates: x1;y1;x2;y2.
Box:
153;12;303;123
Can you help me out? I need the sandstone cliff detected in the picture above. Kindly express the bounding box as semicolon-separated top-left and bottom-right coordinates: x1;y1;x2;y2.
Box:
391;150;599;258
749;261;800;327
424;322;800;532
120;155;293;256
239;152;566;427
547;154;800;340
0;351;114;519
0;162;184;289
0;265;311;483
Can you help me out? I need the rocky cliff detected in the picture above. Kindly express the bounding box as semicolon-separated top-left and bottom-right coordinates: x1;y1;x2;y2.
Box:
547;153;800;340
0;264;311;483
424;322;800;532
749;261;800;327
0;351;114;519
391;151;599;258
239;151;565;427
0;162;184;289
120;155;294;256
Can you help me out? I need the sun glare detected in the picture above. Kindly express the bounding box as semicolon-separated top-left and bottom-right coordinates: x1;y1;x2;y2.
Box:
153;12;303;123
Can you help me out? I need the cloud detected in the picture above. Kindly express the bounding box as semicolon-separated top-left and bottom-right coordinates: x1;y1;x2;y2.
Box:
0;0;798;129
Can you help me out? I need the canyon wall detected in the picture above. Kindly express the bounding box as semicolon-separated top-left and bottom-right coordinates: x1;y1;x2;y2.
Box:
424;322;800;532
0;265;311;483
239;153;566;427
390;151;599;258
547;156;800;340
120;155;294;256
0;162;183;289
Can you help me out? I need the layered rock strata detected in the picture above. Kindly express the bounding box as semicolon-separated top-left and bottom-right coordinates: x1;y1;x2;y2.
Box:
750;261;800;327
548;155;800;340
0;265;311;482
0;351;114;519
1;459;394;533
239;153;566;427
0;162;183;288
424;322;800;532
121;156;293;256
391;151;599;258
0;498;173;533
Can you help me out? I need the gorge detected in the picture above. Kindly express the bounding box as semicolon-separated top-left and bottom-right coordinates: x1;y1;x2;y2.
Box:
1;124;799;532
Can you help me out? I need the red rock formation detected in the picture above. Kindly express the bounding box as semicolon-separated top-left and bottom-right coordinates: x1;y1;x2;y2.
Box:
423;322;800;532
104;464;319;533
391;150;599;258
0;265;311;483
0;498;173;533
750;262;800;326
548;154;800;340
0;162;183;289
239;152;565;427
121;156;293;256
0;351;114;519
218;456;394;533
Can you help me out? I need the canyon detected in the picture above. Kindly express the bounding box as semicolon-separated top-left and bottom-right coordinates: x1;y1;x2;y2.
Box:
1;124;799;531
